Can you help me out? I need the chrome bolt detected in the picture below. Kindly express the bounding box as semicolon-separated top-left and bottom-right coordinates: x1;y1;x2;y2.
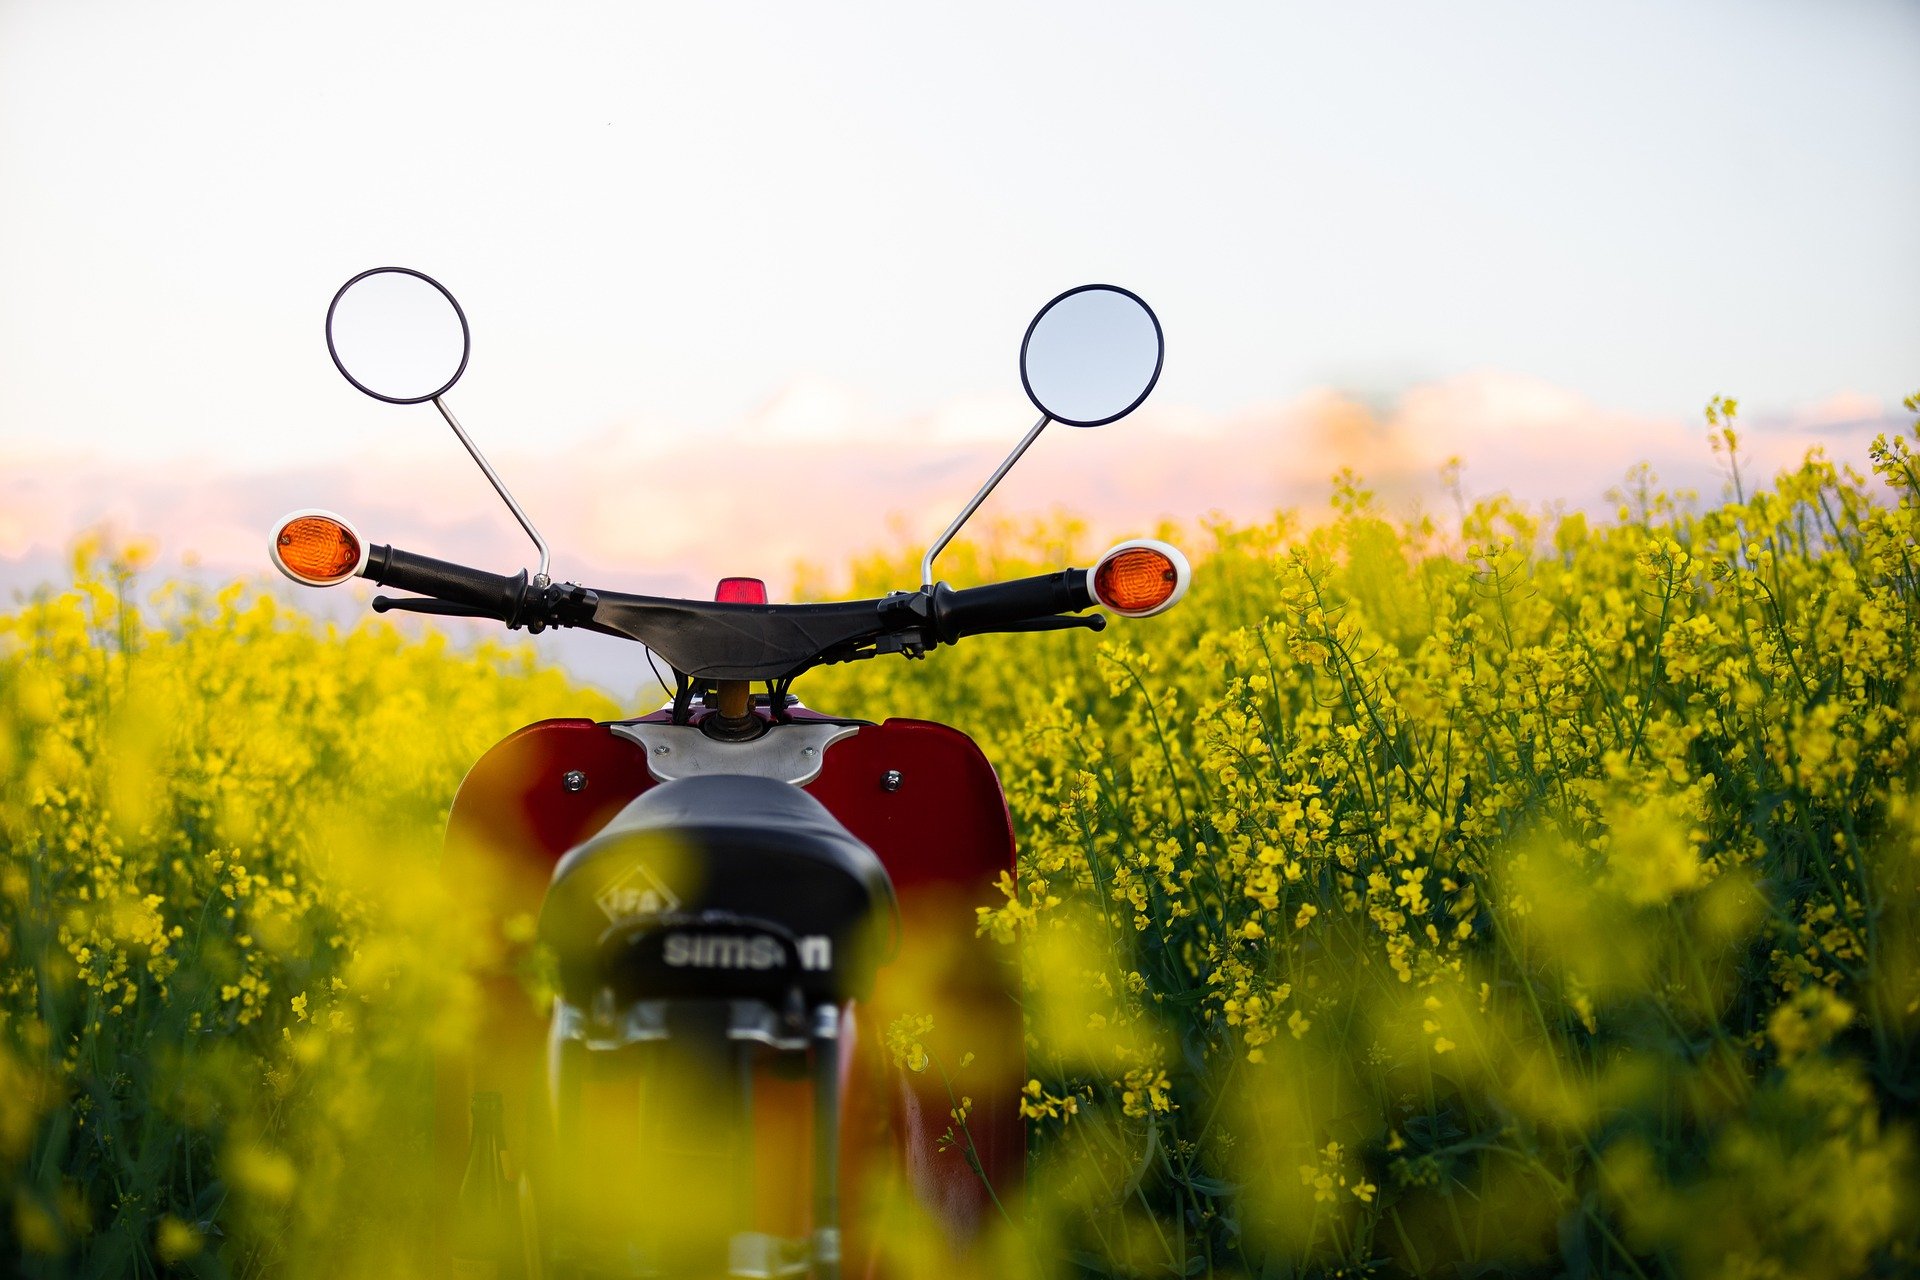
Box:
882;769;903;792
802;746;817;757
653;744;670;756
562;769;588;793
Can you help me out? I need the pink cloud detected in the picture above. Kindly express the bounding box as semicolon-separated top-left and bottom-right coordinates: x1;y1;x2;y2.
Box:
2;373;1905;602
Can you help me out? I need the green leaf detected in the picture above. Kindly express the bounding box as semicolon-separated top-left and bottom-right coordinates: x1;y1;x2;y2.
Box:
1183;1173;1239;1198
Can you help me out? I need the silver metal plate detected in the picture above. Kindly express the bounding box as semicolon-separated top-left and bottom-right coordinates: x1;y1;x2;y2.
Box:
608;721;861;786
555;997;812;1053
554;997;669;1050
728;1230;814;1278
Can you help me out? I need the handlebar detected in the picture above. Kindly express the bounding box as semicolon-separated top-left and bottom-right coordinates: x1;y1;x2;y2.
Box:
357;543;1100;681
364;545;528;620
928;569;1092;643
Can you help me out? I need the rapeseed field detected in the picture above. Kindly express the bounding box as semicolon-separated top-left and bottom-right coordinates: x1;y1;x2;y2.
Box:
4;402;1918;1277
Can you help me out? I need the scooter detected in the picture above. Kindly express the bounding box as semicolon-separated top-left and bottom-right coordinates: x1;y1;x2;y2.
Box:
268;267;1192;1279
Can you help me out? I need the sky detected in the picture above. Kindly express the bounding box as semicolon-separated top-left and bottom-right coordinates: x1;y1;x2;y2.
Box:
2;0;1917;690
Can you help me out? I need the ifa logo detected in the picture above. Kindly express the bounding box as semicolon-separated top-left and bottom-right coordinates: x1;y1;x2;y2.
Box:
595;862;682;926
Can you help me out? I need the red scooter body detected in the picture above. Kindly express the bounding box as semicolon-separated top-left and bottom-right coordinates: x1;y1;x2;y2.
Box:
435;709;1023;1275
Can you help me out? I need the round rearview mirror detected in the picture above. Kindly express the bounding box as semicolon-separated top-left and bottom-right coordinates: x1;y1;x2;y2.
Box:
325;267;471;405
1019;284;1163;428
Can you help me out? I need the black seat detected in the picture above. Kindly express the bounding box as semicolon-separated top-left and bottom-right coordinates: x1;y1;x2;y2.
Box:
540;777;895;999
561;775;889;906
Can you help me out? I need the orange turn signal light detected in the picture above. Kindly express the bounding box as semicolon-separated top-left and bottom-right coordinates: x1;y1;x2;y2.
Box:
1090;539;1191;618
268;510;366;587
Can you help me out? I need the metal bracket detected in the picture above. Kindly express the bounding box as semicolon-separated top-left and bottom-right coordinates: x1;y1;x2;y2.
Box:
728;1231;814;1278
727;1000;811;1053
433;394;552;586
608;721;861;786
921;412;1050;587
555;997;812;1053
554;997;669;1051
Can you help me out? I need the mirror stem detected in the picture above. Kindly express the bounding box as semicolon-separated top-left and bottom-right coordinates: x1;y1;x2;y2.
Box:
433;395;553;586
920;413;1050;588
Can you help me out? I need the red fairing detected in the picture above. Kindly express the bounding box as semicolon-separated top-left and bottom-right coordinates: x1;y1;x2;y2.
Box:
804;718;1026;1245
437;712;1023;1272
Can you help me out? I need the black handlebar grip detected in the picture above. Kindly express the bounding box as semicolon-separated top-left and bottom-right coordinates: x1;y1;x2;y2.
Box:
933;569;1092;642
362;545;527;621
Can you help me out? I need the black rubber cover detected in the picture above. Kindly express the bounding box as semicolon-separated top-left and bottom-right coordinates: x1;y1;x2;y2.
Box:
934;569;1091;643
362;545;525;619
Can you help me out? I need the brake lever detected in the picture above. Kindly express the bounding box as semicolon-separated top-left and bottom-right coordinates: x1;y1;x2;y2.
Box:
371;595;491;618
993;614;1107;635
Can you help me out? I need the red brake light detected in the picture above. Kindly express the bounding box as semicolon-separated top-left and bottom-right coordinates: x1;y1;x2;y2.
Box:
269;510;366;586
1090;539;1190;618
714;577;769;605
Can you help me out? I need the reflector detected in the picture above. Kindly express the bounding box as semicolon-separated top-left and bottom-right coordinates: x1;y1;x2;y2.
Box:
714;577;769;605
269;511;365;586
1090;539;1191;618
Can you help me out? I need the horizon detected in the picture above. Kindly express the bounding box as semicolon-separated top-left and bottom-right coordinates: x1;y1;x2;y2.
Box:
3;0;1915;695
7;370;1904;699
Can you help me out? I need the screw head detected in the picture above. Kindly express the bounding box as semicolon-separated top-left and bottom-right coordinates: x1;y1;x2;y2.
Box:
882;769;903;792
562;769;588;793
653;744;670;756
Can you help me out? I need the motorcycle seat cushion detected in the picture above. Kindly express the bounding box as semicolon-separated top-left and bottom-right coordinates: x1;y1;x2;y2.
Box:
545;774;895;927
